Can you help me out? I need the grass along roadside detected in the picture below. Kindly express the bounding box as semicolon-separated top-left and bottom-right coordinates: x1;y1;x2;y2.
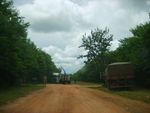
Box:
0;84;45;106
77;81;150;104
92;86;150;104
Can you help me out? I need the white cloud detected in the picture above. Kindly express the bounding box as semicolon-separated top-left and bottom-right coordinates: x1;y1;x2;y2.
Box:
16;0;149;73
18;0;91;33
42;36;85;73
147;0;150;5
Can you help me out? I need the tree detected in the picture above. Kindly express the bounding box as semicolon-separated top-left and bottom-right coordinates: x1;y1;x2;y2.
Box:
108;22;150;87
79;28;113;75
0;0;29;86
0;0;59;87
130;22;150;87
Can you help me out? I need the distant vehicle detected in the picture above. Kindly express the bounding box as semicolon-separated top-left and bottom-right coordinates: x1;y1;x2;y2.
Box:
59;67;71;84
52;73;60;83
104;62;134;89
59;74;71;84
52;67;71;84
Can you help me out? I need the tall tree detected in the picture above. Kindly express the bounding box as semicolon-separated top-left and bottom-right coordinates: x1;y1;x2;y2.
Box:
0;0;58;87
79;28;113;74
0;0;29;86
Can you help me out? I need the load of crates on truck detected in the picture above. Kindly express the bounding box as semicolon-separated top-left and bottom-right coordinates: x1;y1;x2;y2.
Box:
104;62;134;89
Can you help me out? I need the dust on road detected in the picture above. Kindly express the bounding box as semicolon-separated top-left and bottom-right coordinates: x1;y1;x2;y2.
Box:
0;84;150;113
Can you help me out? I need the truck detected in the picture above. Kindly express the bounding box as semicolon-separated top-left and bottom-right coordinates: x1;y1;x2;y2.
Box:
104;62;134;89
59;74;71;84
52;67;71;84
59;67;71;84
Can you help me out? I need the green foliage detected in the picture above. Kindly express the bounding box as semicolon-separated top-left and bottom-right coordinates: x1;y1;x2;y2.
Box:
107;22;150;88
75;22;150;88
79;28;113;65
74;62;100;82
0;0;58;87
76;28;113;83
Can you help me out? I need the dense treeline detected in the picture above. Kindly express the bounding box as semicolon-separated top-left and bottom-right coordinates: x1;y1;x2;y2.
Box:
110;22;150;87
0;0;58;87
74;22;150;88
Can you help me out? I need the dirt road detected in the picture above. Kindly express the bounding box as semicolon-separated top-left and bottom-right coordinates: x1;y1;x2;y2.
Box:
0;84;150;113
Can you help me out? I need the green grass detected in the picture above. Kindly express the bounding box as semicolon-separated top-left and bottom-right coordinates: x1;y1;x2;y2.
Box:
97;86;150;104
114;89;150;103
77;81;150;104
0;84;45;106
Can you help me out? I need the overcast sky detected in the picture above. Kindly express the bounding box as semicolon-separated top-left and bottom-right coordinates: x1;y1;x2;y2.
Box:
13;0;150;73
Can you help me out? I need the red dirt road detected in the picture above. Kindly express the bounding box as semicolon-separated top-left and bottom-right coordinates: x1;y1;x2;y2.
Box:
0;84;150;113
